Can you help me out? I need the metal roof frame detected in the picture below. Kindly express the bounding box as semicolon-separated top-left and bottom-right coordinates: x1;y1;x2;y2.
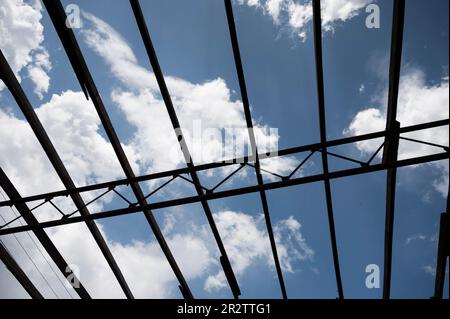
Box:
0;0;448;299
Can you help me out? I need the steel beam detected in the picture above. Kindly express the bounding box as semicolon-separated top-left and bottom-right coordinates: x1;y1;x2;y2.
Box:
382;0;405;299
434;212;449;299
0;240;44;299
434;181;449;299
312;0;344;299
224;0;287;299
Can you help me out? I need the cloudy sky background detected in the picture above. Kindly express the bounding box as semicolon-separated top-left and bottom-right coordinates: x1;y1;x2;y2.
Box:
0;0;448;298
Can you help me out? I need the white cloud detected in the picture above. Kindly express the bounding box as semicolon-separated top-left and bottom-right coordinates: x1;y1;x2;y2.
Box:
321;0;372;32
237;0;371;41
0;90;128;196
236;0;262;7
274;215;314;272
260;156;300;181
423;264;449;277
405;234;427;245
36;91;132;186
423;265;436;276
359;83;365;93
204;211;314;291
266;0;284;24
287;1;312;41
27;50;51;99
49;222;215;298
345;67;449;197
0;0;51;99
81;12;157;92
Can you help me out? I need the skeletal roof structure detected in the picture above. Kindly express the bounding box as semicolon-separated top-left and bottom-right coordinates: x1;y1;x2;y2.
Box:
0;0;448;299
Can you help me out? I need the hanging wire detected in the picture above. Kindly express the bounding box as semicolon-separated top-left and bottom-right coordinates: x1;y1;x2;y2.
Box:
0;189;74;299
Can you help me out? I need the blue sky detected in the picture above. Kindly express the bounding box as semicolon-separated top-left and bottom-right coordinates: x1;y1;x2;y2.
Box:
0;0;448;299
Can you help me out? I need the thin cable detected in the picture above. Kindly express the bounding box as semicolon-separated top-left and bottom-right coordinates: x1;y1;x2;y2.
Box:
0;213;58;298
0;189;73;298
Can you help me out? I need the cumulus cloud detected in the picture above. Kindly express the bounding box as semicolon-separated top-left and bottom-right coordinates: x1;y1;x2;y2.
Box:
236;0;262;8
49;222;216;298
0;90;128;196
204;211;314;291
237;0;371;41
266;0;284;24
0;89;138;298
359;83;365;93
423;265;436;276
405;234;427;245
26;50;51;99
345;67;449;196
320;0;372;32
286;1;312;41
0;0;51;99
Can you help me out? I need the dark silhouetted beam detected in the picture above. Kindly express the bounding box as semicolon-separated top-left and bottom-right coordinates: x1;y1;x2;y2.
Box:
434;212;449;299
130;0;239;298
382;0;405;299
312;0;344;299
0;168;89;299
224;0;287;299
0;48;127;298
0;240;44;299
434;181;449;299
43;0;193;299
1;152;446;237
0;119;447;210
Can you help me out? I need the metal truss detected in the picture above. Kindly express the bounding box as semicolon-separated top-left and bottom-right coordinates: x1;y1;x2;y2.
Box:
0;0;448;299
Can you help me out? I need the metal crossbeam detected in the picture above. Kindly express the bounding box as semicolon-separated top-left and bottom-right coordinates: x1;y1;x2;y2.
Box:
0;240;43;299
42;0;193;299
1;152;446;237
312;0;344;299
130;0;240;299
0;119;447;209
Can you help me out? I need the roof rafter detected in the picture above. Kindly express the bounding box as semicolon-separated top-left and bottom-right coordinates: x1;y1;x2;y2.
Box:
224;0;287;299
311;0;344;298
